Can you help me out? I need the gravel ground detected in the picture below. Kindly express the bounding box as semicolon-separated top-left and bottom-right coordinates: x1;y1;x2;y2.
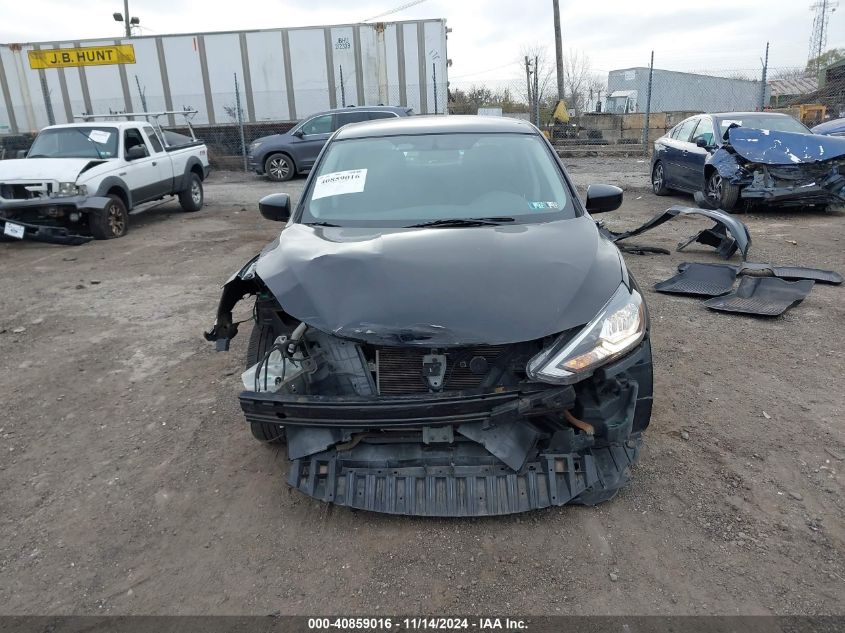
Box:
1;158;843;615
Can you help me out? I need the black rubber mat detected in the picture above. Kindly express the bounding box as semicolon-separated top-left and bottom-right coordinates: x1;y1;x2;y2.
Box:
677;262;843;285
703;277;815;316
654;263;737;296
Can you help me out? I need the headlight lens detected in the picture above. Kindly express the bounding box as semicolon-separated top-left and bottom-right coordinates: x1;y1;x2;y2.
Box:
55;182;84;197
250;141;262;151
526;284;646;384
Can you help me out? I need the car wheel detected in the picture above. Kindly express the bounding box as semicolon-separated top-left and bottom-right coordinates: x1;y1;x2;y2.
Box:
90;194;129;239
178;173;204;212
651;161;670;195
265;153;294;182
245;320;287;444
706;171;740;211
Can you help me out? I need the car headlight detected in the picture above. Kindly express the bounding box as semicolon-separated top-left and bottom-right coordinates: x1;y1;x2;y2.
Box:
250;141;262;151
55;182;85;197
526;284;646;384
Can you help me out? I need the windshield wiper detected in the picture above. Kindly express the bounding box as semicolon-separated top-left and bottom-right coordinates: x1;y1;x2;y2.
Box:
406;217;515;228
304;221;341;227
73;129;104;160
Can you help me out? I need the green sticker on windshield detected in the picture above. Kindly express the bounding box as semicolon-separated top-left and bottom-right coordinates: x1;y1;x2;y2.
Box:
528;201;559;210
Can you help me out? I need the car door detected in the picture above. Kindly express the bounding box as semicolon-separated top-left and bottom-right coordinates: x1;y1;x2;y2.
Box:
120;127;160;206
141;125;174;197
662;117;699;190
684;116;716;191
291;114;333;169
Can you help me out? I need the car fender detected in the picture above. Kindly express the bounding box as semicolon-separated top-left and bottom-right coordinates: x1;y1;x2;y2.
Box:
705;148;747;184
94;176;133;209
179;156;205;191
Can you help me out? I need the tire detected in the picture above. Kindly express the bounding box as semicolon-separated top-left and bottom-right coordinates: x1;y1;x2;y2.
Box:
651;161;670;196
90;194;129;239
178;172;204;212
265;153;295;182
245;320;287;444
705;171;740;211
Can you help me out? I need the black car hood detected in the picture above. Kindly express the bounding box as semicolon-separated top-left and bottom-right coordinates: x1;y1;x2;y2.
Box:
254;216;624;346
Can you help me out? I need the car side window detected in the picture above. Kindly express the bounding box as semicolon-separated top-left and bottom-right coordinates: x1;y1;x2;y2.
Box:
335;111;371;128
673;118;698;143
300;115;333;135
368;111;398;121
691;117;715;146
124;128;149;158
142;126;164;153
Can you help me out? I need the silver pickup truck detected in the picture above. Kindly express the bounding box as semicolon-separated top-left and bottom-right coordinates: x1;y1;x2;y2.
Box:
0;111;210;244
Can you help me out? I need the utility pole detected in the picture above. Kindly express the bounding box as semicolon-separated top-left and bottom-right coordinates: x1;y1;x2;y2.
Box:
552;0;564;103
534;55;540;127
123;0;131;38
525;56;534;120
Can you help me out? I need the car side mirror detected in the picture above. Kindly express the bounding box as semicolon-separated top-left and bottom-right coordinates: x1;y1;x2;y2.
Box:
16;149;28;159
585;184;623;214
126;145;148;160
292;129;304;138
259;193;291;222
695;137;710;148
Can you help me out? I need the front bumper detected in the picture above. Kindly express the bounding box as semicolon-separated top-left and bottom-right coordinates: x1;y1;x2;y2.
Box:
241;339;653;516
0;195;110;245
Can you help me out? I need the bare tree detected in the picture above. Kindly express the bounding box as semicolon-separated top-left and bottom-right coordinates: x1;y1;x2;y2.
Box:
516;44;556;110
562;49;592;115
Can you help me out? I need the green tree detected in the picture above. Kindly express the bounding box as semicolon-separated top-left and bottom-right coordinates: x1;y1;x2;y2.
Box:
806;48;845;74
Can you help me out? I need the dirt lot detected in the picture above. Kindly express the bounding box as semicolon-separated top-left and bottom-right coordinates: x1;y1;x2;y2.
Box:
1;158;843;615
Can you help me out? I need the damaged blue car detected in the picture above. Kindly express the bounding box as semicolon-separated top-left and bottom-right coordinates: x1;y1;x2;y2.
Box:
651;112;845;210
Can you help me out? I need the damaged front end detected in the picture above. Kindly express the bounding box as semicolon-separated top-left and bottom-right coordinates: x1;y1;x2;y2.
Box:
206;262;653;517
709;127;845;207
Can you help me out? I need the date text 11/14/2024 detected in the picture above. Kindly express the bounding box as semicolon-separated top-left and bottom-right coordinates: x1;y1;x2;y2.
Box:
307;617;529;630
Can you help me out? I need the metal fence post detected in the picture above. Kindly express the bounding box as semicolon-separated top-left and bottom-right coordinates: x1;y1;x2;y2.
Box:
135;75;148;113
339;65;346;108
234;73;247;173
433;62;438;113
642;51;654;156
533;55;540;127
760;42;769;110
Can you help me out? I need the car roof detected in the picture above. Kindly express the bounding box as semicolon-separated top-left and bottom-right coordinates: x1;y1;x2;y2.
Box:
312;105;411;116
334;115;537;140
709;112;794;119
41;121;144;130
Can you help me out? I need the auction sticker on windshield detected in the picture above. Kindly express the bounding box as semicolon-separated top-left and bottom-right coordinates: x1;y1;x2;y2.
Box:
88;130;112;144
3;222;25;239
312;169;367;200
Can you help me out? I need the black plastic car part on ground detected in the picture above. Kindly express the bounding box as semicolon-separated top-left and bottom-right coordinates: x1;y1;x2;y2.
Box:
206;115;653;516
703;277;815;317
601;205;751;260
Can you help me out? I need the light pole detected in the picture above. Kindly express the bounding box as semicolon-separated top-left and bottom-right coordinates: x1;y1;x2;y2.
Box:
113;1;140;37
553;0;564;103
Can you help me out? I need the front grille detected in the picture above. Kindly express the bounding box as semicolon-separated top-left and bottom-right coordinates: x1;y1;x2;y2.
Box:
375;345;506;395
0;182;48;200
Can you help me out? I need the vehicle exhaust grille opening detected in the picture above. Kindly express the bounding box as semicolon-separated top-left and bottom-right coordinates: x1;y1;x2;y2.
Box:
375;345;507;395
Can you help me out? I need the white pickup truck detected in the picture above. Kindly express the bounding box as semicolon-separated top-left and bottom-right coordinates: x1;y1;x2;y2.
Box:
0;111;210;244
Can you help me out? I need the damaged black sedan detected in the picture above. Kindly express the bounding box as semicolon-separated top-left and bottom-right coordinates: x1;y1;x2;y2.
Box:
206;116;653;516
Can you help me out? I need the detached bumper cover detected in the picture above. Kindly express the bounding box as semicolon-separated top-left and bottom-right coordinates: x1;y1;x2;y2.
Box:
0;216;92;245
287;439;641;516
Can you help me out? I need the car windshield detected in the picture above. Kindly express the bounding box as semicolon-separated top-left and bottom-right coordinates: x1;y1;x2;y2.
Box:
28;126;118;159
717;116;810;136
301;132;577;227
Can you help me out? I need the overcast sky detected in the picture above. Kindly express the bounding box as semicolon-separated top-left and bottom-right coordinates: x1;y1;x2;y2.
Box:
2;0;843;84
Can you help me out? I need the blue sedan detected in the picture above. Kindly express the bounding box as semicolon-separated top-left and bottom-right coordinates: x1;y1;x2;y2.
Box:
650;112;811;208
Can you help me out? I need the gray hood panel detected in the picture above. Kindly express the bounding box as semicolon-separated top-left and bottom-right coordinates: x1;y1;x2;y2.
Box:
254;217;623;346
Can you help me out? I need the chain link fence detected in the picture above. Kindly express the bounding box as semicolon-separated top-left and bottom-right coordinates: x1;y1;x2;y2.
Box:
2;58;844;165
447;59;845;155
